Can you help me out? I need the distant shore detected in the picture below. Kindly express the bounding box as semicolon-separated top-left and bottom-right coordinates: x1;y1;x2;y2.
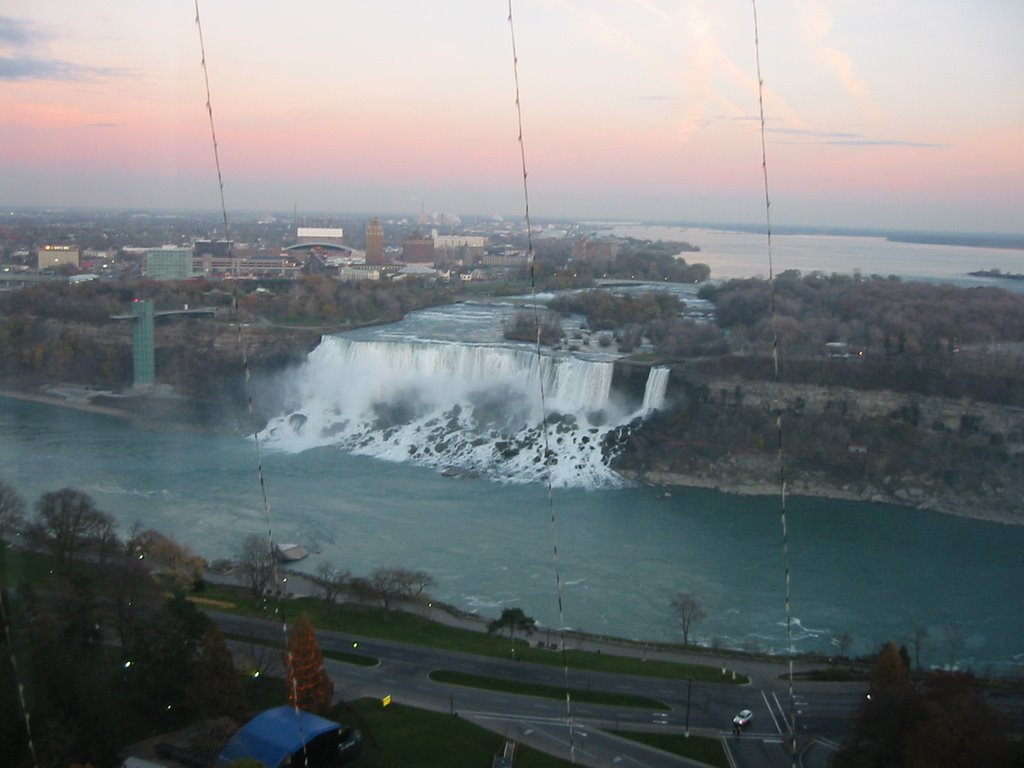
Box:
0;387;134;419
620;469;1024;528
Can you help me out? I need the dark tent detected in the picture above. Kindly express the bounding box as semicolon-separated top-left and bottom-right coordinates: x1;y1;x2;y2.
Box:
217;706;344;768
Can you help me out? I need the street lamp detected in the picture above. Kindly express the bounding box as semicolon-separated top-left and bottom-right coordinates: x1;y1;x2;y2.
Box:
685;676;692;738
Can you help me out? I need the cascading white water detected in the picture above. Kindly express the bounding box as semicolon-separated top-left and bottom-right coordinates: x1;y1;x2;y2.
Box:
641;366;670;414
260;336;663;487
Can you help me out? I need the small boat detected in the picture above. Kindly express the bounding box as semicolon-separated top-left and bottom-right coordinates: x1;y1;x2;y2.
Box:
274;543;309;562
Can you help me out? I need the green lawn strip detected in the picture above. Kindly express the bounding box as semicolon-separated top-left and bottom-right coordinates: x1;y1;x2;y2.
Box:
343;698;573;768
200;584;746;683
0;544;62;584
222;631;378;667
0;561;744;685
429;669;669;710
556;648;746;683
611;730;730;768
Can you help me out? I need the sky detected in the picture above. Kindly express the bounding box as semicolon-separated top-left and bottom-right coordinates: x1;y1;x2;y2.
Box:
1;1;1022;233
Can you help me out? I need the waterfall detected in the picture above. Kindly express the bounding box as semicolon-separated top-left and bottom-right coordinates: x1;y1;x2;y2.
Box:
641;366;670;414
260;336;659;487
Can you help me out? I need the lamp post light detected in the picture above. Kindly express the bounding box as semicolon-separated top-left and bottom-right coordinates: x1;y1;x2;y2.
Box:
685;676;693;738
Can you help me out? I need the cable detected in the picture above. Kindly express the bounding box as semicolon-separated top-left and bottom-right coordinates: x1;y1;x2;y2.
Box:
194;0;313;750
751;2;797;765
507;2;576;762
1;589;38;768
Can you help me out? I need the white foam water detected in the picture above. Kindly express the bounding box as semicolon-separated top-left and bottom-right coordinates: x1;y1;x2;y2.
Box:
260;336;666;487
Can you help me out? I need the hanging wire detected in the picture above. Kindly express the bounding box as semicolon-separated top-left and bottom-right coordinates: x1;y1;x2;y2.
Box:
1;590;38;768
194;0;311;742
751;2;797;765
507;2;576;763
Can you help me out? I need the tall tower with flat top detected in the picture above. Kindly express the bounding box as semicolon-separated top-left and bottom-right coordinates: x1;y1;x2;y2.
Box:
365;217;384;264
132;299;155;389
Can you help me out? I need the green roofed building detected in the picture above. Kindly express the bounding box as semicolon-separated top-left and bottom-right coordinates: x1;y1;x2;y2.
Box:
145;246;193;280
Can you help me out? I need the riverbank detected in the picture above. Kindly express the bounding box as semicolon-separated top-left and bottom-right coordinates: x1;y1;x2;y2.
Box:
622;468;1024;527
0;386;134;419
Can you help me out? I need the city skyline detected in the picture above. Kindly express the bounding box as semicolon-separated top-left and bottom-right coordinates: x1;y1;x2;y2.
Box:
2;1;1022;234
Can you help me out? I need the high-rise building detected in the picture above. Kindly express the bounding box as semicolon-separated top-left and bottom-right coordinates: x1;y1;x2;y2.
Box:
145;246;193;280
365;217;384;264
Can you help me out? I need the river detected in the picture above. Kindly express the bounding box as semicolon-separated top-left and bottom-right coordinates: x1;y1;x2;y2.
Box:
2;228;1022;673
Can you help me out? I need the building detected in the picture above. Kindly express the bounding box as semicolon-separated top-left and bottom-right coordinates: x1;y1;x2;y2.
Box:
194;249;298;278
365;218;385;265
434;234;487;265
296;227;345;246
194;239;232;260
37;244;80;271
482;249;529;267
571;237;619;268
145;246;193;281
402;231;435;264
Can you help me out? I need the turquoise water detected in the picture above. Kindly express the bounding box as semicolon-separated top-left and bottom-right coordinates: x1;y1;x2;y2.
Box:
3;396;1022;672
5;228;1022;670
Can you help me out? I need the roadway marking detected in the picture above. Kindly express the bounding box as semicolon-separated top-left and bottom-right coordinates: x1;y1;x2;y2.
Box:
772;691;792;731
761;690;783;734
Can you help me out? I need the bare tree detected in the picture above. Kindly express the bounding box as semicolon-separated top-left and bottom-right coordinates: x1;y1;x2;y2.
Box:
313;562;350;610
0;480;26;542
393;567;436;601
239;534;276;598
671;591;706;646
35;488;114;572
110;522;161;644
834;631;854;659
912;624;929;670
360;566;437;617
943;624;965;668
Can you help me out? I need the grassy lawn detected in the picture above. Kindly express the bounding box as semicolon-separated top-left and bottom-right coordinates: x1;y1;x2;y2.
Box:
429;670;669;709
0;549;747;685
198;582;747;683
341;698;574;768
612;730;730;768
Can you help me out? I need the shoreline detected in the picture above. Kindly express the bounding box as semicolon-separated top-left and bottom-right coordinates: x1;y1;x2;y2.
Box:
4;385;1021;527
0;387;135;419
623;469;1024;527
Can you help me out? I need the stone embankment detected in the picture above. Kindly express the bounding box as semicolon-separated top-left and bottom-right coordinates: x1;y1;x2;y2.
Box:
617;374;1024;526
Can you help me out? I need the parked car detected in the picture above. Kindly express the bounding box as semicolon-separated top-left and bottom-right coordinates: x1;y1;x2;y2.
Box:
338;726;362;763
733;709;754;728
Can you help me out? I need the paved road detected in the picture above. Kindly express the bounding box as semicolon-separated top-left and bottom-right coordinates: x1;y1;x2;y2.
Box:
215;610;863;767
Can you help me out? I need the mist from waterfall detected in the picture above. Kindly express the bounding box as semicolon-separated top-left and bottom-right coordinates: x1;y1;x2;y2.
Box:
260;335;664;487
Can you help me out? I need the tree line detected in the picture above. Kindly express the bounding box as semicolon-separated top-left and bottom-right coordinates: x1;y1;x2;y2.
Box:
0;483;236;767
835;641;1023;767
699;271;1024;376
0;483;368;768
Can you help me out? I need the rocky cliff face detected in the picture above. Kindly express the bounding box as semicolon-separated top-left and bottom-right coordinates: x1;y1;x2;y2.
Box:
613;370;1024;524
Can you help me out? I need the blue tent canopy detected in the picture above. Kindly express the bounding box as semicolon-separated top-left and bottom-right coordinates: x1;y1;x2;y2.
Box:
218;706;340;768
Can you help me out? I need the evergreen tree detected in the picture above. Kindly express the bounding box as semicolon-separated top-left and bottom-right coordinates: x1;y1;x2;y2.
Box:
872;641;910;689
487;607;537;650
187;623;247;721
284;612;334;714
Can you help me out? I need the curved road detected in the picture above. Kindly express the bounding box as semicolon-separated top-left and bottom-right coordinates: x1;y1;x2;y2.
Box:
215;611;865;767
